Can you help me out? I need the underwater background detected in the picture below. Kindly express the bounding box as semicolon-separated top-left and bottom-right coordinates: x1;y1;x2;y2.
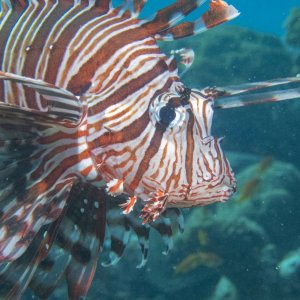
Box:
23;1;300;299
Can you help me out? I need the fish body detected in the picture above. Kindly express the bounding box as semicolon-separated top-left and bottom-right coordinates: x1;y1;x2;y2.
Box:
1;0;238;225
0;0;299;299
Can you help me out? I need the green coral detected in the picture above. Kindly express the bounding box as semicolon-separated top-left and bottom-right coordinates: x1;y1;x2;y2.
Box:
285;7;300;48
284;7;300;74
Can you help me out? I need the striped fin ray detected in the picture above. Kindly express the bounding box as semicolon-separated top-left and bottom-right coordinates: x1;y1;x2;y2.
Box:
141;0;208;35
211;76;300;97
0;183;106;299
209;76;300;109
104;194;183;268
0;206;67;299
29;183;106;299
0;100;94;265
0;71;82;122
148;208;184;256
157;0;240;41
214;87;300;109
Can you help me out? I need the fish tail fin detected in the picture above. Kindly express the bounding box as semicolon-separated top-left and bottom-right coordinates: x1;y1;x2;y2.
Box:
209;76;300;109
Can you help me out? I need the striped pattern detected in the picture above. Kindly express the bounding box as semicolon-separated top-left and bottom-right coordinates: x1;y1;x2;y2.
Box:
95;87;236;212
0;71;82;122
0;183;106;300
0;0;254;298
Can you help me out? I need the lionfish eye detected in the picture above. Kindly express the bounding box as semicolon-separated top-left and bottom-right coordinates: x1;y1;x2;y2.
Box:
150;92;187;129
158;104;176;127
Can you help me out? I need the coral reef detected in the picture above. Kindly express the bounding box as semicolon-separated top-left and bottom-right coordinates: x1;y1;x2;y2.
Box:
278;248;300;280
207;276;238;300
285;7;300;48
284;7;300;75
170;157;300;300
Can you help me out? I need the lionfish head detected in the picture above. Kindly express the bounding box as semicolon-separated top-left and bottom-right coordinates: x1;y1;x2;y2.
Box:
92;0;239;222
145;86;236;206
98;78;236;222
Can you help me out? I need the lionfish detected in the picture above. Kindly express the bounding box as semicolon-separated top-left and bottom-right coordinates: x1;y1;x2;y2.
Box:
0;0;299;298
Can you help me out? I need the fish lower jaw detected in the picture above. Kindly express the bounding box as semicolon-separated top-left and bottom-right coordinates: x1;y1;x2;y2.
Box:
137;183;236;209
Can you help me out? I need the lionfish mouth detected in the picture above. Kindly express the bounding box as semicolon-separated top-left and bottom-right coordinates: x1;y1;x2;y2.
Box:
138;175;236;223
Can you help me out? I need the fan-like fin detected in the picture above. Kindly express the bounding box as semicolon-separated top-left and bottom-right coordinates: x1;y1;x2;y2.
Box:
162;208;184;233
0;71;82;123
102;199;132;267
0;99;93;264
65;184;106;300
29;183;106;300
158;0;239;40
0;196;69;299
141;0;207;35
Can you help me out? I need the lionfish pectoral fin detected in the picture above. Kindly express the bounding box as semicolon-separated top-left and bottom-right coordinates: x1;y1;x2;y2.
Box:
29;183;106;299
0;93;83;265
0;71;82;123
210;77;300;109
0;206;67;299
157;0;239;41
0;132;70;265
163;207;185;233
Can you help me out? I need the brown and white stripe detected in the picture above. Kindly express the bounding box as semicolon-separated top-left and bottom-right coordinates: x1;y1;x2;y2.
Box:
5;0;298;299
